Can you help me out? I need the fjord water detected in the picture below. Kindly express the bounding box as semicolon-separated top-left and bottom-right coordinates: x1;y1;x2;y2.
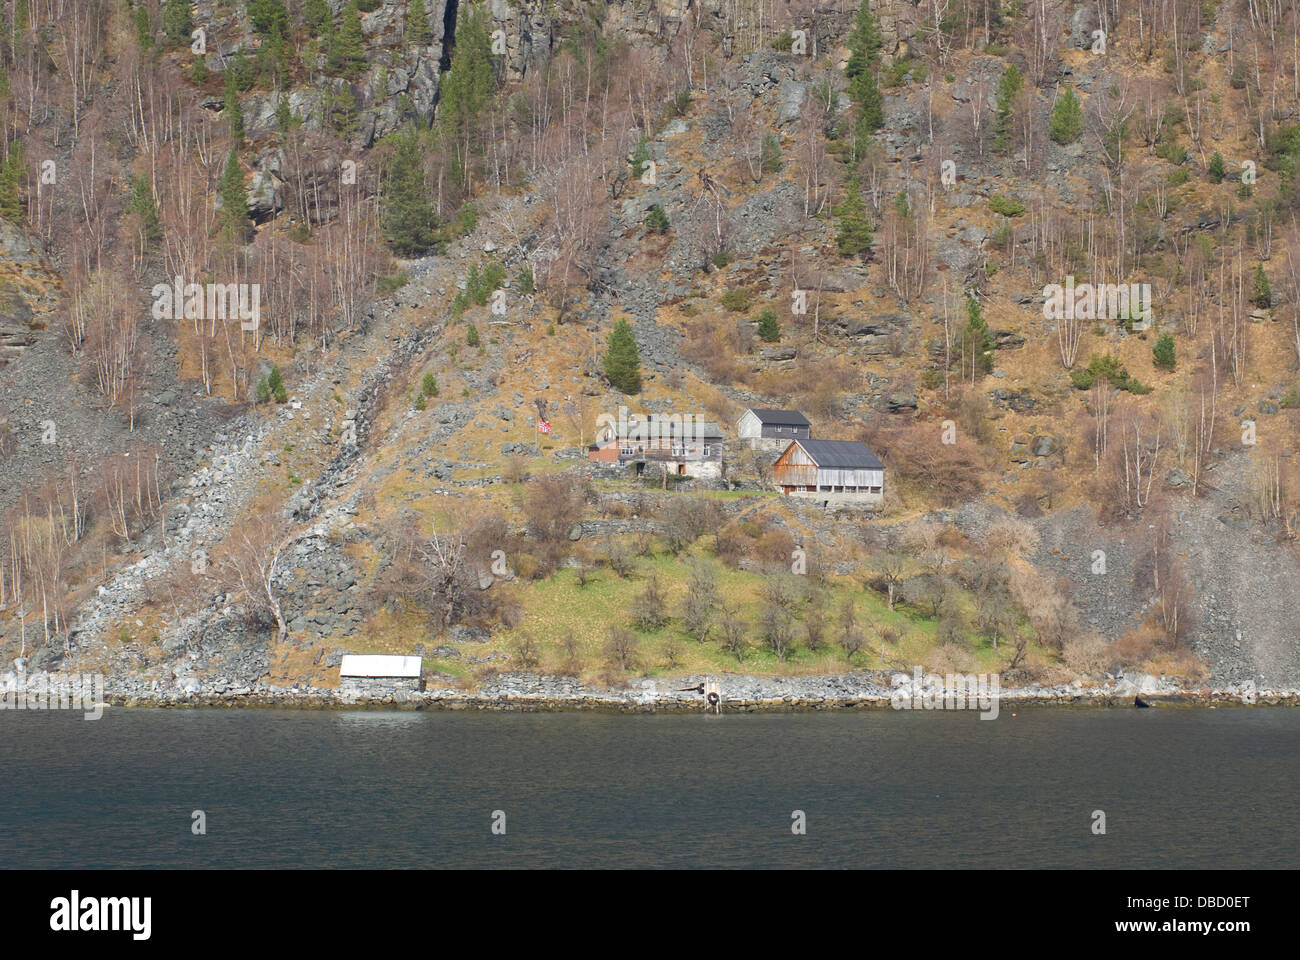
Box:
2;707;1296;868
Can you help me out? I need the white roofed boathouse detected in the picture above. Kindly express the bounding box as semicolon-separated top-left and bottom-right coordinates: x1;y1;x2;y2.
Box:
339;655;423;699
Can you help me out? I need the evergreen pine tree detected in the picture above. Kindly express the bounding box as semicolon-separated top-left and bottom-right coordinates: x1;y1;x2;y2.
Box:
161;0;191;45
603;319;642;394
992;63;1023;155
845;0;883;82
135;6;153;53
248;0;288;36
1048;86;1083;144
646;204;670;234
961;296;994;376
437;4;495;189
328;1;366;79
126;173;162;247
407;0;431;44
1208;151;1225;183
0;140;22;222
268;365;287;403
302;0;330;37
835;178;874;258
224;70;245;142
218;147;252;244
1152;333;1177;371
1252;263;1272;308
381;126;438;255
852;69;885;132
757;307;781;342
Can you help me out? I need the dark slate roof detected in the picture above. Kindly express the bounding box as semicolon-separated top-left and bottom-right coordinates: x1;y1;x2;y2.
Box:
749;408;811;426
794;439;884;470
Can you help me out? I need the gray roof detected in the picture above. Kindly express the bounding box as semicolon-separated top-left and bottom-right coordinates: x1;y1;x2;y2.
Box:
793;439;884;470
748;408;811;426
626;415;723;439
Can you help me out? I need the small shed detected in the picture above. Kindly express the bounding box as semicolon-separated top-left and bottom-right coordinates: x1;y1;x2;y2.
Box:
773;438;884;508
339;655;423;697
736;409;812;452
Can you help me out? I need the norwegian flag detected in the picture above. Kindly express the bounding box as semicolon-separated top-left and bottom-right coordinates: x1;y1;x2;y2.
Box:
537;420;552;434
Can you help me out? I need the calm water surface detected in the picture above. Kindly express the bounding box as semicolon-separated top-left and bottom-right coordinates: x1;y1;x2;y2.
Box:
1;707;1296;868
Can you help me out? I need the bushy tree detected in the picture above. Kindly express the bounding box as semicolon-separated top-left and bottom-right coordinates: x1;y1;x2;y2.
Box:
757;307;781;342
603;319;642;394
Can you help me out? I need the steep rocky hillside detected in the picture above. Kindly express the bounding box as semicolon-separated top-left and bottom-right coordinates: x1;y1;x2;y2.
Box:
0;0;1297;694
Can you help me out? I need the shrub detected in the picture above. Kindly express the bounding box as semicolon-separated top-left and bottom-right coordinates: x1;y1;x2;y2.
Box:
466;324;480;347
422;373;439;397
989;194;1026;217
1069;353;1152;394
719;288;752;312
1154;142;1188;165
757;307;781;342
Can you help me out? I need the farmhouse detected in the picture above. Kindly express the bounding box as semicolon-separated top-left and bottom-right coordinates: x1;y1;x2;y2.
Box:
736;408;811;452
339;655;423;698
587;412;725;480
773;438;885;508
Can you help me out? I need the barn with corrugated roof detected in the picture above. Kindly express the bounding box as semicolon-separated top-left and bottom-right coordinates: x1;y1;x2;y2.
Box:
772;438;884;508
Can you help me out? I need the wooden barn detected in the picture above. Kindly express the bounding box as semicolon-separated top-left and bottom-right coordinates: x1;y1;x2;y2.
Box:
735;409;812;452
773;439;884;508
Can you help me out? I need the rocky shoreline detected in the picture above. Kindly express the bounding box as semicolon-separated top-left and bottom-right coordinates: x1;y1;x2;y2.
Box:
50;670;1300;711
